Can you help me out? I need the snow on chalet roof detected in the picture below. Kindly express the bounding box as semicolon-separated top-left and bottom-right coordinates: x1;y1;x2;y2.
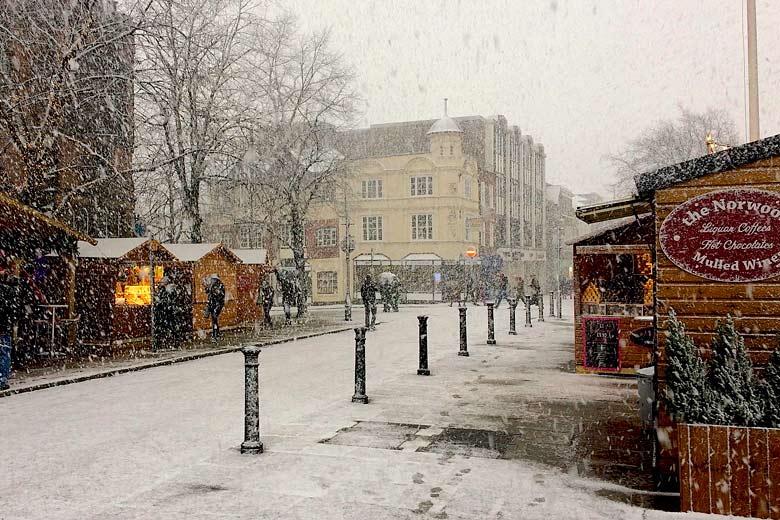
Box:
567;213;653;246
403;253;443;262
78;237;148;258
231;248;267;264
426;116;462;135
163;243;227;262
635;133;780;197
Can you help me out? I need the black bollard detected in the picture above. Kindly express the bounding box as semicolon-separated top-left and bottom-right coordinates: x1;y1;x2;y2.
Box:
417;315;430;375
549;291;555;317
525;295;533;328
508;298;518;335
458;307;469;356
240;346;264;454
486;301;496;345
538;295;545;322
352;327;369;403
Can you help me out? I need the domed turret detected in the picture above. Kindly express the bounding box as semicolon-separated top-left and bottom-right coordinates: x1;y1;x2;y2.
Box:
428;99;463;157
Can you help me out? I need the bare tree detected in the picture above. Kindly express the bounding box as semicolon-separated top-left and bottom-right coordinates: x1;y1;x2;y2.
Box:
0;0;147;235
133;0;263;242
245;18;358;317
607;106;739;196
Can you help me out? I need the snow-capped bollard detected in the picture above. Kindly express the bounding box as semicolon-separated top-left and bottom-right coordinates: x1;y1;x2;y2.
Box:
458;307;469;356
525;296;533;328
549;291;555;317
508;298;518;335
417;315;430;376
240;346;263;454
352;327;369;403
486;301;496;345
538;295;545;322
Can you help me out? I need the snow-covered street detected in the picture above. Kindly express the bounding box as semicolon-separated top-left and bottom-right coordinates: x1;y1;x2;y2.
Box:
2;303;708;519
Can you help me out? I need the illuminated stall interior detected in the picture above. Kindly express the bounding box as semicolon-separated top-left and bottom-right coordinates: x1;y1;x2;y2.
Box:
570;210;655;375
76;238;181;350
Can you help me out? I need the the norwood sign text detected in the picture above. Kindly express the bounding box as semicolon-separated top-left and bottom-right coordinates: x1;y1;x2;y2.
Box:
659;189;780;282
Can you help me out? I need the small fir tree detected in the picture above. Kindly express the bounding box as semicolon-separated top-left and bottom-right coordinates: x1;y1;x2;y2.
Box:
761;349;780;428
664;310;709;423
707;317;763;427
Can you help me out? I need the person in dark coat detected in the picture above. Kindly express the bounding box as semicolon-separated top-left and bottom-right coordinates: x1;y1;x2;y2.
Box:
153;276;175;350
276;269;299;326
494;273;509;308
257;277;274;328
203;274;225;342
0;255;20;390
360;273;378;331
529;275;541;306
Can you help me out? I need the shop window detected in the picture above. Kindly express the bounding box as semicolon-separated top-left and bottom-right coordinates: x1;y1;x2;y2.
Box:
317;271;338;294
115;265;164;306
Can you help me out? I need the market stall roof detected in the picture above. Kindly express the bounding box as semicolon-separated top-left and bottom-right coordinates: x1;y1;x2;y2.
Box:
78;237;148;258
635;133;780;197
575;196;652;224
567;213;654;246
0;191;96;245
163;242;242;263
231;248;267;265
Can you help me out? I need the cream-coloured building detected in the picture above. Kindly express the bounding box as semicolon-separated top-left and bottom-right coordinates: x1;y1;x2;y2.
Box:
201;108;550;304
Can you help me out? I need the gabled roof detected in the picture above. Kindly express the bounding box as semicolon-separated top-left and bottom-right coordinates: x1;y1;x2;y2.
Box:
231;248;267;265
78;237;148;258
568;213;654;246
635;133;780;197
0;191;96;245
163;243;241;263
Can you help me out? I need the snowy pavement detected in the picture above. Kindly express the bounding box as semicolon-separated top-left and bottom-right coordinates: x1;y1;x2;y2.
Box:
1;302;713;519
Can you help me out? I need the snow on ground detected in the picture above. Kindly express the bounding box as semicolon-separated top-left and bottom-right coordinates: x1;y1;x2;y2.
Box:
0;302;716;519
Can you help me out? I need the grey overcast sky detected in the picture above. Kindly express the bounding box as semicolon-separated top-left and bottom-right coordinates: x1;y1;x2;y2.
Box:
283;0;779;197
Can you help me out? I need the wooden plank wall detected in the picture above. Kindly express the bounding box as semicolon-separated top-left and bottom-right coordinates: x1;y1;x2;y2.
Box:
678;424;780;518
655;157;780;487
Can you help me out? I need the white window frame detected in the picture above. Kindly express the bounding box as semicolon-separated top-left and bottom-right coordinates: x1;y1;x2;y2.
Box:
410;176;433;197
361;179;383;199
316;271;338;294
362;216;383;241
411;214;433;241
315;227;337;247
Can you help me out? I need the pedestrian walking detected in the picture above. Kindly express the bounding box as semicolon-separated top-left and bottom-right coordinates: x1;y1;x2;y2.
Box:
494;272;509;308
378;272;400;312
530;275;541;306
257;277;274;328
203;273;225;342
153;276;175;350
277;268;299;326
360;273;378;330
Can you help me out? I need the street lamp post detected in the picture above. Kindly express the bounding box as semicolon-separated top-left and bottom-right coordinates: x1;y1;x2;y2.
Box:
341;229;355;321
557;226;563;319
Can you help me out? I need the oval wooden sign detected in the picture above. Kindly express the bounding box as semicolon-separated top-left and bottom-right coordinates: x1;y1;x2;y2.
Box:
659;188;780;282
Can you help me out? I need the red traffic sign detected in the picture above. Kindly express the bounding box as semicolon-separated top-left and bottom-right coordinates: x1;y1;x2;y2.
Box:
466;246;477;258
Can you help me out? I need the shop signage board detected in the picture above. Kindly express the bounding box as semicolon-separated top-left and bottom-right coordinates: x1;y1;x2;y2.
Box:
582;317;621;371
660;188;780;282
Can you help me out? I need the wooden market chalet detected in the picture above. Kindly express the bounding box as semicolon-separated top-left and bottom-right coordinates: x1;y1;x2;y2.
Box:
573;133;780;490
